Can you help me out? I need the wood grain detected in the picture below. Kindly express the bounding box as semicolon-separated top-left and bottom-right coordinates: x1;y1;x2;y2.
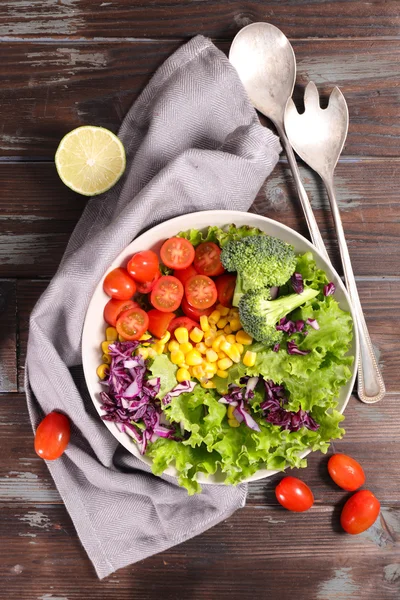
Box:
1;0;399;39
0;40;399;157
0;280;17;392
1;159;399;279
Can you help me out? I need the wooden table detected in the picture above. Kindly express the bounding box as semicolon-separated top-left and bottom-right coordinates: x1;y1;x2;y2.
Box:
1;2;399;598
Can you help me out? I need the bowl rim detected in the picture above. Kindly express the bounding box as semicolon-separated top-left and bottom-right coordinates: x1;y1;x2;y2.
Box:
82;209;359;485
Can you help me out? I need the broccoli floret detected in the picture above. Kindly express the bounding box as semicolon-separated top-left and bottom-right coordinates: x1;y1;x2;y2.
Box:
239;287;319;347
220;235;297;306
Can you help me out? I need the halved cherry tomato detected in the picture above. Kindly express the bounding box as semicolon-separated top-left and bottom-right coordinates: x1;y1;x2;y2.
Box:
181;296;214;320
215;273;237;307
34;412;71;461
160;237;195;270
194;242;225;277
127;250;159;283
328;454;365;491
103;268;136;300
185;275;217;310
340;490;380;534
147;309;175;338
104;299;139;327
150;275;184;313
275;477;314;512
136;270;161;294
168;316;199;335
173;264;198;286
116;307;149;340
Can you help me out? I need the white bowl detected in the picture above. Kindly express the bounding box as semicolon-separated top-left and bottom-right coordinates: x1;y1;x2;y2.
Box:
82;210;359;485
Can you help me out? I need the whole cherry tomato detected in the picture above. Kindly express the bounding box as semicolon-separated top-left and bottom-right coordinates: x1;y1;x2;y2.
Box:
173;264;198;286
275;476;314;512
328;453;365;491
340;490;380;534
103;268;136;300
136;270;161;294
127;250;159;283
34;412;71;460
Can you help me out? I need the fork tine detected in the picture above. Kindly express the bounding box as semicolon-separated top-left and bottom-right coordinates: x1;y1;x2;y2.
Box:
285;96;299;117
304;81;320;110
328;86;348;111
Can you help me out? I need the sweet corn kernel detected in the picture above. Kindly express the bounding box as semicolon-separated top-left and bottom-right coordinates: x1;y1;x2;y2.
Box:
226;334;236;345
185;349;203;366
196;342;207;354
220;340;232;354
223;324;233;335
217;357;233;370
243;350;257;367
215;330;225;338
139;332;152;346
176;367;191;383
229;318;242;332
152;342;165;355
216;304;230;316
206;349;218;363
225;344;241;363
192;365;206;380
179;363;189;370
97;364;109;380
200;315;210;332
201;380;216;389
227;405;236;420
136;347;149;360
228;418;240;428
217;317;228;329
147;348;157;358
216;369;229;379
106;327;118;341
179;342;193;354
204;361;217;376
174;327;189;344
204;334;215;347
229;308;239;317
236;330;253;345
101;341;111;354
190;327;204;343
234;342;244;355
102;353;111;364
168;340;180;353
210;324;218;333
218;351;227;359
159;331;171;344
118;334;126;342
170;350;185;365
211;338;223;352
208;310;221;325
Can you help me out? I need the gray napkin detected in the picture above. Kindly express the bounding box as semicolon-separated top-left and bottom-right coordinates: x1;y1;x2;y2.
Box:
25;35;281;578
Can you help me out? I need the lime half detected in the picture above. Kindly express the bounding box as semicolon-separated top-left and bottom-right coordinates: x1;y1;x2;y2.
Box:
55;126;126;196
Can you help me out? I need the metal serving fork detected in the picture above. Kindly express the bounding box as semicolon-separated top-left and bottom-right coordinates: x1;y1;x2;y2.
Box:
284;82;385;404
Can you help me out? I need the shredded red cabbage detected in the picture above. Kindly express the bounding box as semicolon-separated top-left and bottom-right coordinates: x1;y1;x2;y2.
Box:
273;343;280;352
306;318;320;330
287;340;311;355
99;341;178;454
323;282;336;296
261;379;319;432
162;380;197;406
291;272;304;294
276;317;305;335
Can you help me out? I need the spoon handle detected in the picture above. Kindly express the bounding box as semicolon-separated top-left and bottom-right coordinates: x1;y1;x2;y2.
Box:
277;127;330;261
323;177;386;403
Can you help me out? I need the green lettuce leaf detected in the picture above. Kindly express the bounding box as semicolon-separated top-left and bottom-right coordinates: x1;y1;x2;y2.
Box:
148;354;177;399
177;224;266;248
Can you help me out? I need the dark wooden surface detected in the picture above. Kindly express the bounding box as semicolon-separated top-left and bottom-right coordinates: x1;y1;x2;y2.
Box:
1;2;399;598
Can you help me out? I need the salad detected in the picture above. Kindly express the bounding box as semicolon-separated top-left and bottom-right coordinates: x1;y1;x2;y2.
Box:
97;224;354;494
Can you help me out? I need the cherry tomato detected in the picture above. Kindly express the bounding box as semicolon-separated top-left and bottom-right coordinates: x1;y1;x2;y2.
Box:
34;412;71;461
328;453;365;491
147;309;176;338
116;307;149;340
215;273;237;307
127;250;159;283
173;264;198;286
194;242;225;277
103;268;136;300
185;275;217;310
136;270;161;294
168;316;199;335
275;476;314;512
181;296;214;320
104;299;139;327
160;237;195;270
150;275;184;312
340;490;380;534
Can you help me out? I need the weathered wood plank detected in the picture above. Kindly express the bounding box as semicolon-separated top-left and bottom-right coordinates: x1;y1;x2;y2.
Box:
0;280;17;392
1;502;399;599
2;393;399;506
1;0;399;39
1;159;399;279
0;40;399;157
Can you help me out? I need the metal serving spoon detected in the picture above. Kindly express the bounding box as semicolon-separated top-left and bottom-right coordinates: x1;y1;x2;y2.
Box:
229;22;329;260
285;82;385;403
